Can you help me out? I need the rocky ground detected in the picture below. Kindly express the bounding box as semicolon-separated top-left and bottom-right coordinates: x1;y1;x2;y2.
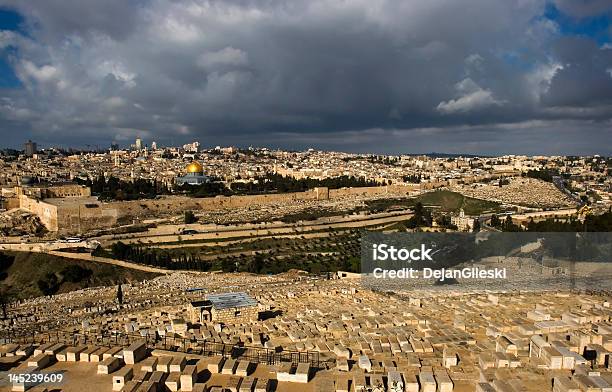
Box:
0;209;47;237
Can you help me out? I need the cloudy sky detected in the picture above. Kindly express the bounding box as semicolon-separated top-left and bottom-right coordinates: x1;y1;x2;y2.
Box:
0;0;611;155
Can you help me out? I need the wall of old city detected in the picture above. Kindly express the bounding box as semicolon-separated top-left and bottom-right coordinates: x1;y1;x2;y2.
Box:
108;185;418;224
18;194;59;231
17;183;421;233
2;197;20;210
55;203;119;234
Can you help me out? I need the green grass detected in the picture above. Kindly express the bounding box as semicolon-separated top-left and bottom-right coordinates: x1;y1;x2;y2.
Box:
415;190;501;215
364;190;501;215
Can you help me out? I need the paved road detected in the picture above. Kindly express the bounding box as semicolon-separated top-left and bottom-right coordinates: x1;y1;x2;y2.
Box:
47;251;171;274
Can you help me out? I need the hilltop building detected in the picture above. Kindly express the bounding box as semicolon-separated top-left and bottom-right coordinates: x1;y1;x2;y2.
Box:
183;141;200;153
175;161;209;185
451;208;475;232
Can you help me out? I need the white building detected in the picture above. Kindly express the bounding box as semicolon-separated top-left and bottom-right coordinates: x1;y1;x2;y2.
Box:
451;209;475;232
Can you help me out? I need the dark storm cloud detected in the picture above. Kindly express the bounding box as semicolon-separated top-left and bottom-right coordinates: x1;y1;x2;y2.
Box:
543;37;612;107
0;0;610;154
553;0;612;18
2;0;141;41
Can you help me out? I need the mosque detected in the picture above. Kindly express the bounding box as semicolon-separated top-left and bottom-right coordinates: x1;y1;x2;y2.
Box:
175;161;210;185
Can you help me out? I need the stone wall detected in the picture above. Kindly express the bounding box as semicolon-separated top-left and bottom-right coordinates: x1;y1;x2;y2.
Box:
4;197;20;210
17;184;421;234
18;194;58;231
55;203;119;234
107;185;420;226
211;305;259;323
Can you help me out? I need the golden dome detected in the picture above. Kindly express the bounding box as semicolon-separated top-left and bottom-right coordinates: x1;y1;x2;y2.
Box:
186;161;204;174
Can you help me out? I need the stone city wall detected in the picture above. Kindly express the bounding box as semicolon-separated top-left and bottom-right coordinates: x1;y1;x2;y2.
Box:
2;197;20;210
55;203;119;234
18;194;58;231
17;184;421;234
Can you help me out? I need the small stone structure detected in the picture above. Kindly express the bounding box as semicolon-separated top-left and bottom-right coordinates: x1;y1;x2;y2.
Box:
189;292;258;324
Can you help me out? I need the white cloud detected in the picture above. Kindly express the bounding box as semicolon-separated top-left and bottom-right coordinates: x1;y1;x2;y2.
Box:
525;62;564;102
159;17;200;42
19;60;59;83
465;53;484;69
437;78;503;114
96;61;136;87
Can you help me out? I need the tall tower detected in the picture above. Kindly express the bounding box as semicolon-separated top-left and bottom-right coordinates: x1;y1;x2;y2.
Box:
135;138;143;150
24;140;37;157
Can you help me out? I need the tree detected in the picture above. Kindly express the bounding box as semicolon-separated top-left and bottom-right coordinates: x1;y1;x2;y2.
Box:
0;252;15;270
503;216;522;232
248;254;266;274
117;284;123;305
490;215;501;228
37;273;60;296
184;211;197;224
406;202;431;228
221;258;237;272
61;265;92;283
472;219;481;232
0;285;11;319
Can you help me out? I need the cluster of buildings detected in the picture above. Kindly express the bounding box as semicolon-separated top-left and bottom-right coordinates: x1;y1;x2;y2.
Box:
0;139;609;236
1;139;609;199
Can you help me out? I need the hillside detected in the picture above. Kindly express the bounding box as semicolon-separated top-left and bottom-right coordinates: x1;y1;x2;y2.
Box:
366;190;502;216
0;251;159;300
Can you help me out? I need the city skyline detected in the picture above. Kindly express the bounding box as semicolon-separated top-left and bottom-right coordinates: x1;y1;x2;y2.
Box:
4;136;612;158
0;1;611;155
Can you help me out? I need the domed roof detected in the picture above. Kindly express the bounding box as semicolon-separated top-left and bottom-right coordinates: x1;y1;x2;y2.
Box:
186;161;204;174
